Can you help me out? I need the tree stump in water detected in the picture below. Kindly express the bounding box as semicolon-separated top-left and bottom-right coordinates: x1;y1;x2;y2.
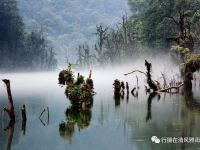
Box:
145;60;158;92
21;104;27;122
2;79;15;122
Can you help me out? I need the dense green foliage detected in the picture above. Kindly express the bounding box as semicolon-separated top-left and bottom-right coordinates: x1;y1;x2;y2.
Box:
0;0;57;71
75;0;200;67
58;65;94;105
4;0;200;69
128;0;200;50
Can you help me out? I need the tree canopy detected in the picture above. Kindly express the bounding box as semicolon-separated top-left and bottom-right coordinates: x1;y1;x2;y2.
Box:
0;0;57;71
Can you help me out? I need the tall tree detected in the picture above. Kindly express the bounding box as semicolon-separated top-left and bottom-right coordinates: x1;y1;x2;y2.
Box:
0;0;57;71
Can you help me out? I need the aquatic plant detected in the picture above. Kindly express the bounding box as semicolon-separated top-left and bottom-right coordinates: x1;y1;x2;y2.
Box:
59;68;94;143
75;73;84;86
59;65;94;107
58;64;74;85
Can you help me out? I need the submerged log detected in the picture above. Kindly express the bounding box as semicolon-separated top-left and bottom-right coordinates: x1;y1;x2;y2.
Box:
2;79;15;122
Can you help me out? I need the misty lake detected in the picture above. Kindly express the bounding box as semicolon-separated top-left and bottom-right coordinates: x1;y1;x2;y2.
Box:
1;64;200;150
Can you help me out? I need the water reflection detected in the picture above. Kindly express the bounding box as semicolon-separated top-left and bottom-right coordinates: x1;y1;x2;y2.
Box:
21;120;26;135
114;93;121;107
147;93;161;121
1;72;200;150
113;86;130;107
5;120;15;150
183;85;200;110
59;105;92;143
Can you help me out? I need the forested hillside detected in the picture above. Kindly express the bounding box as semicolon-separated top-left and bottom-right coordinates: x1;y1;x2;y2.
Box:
73;0;200;68
0;0;57;71
127;0;200;51
16;0;130;64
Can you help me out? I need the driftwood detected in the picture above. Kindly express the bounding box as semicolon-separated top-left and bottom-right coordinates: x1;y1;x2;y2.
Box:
124;70;147;76
124;60;184;94
157;83;184;93
39;109;45;119
2;79;15;121
39;118;46;126
39;107;50;126
124;60;158;91
131;87;138;98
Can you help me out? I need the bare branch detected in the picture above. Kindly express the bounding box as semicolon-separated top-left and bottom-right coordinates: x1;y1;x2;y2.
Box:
124;70;147;76
157;83;184;92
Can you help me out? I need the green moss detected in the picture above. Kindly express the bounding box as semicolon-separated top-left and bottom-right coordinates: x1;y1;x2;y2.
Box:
80;87;93;102
170;45;200;74
67;86;81;100
171;45;190;54
181;53;200;73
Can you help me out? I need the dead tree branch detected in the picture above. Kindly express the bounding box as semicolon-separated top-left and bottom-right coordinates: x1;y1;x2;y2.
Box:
157;83;184;92
124;70;147;76
39;109;45;119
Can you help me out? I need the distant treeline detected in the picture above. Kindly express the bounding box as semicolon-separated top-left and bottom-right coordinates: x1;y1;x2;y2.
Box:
0;0;57;71
76;0;200;68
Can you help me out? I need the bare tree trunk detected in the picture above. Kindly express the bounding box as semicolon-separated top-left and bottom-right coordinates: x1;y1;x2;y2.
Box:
6;123;14;150
2;79;15;121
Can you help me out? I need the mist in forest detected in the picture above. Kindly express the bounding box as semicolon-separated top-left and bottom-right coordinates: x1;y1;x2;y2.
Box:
1;0;200;150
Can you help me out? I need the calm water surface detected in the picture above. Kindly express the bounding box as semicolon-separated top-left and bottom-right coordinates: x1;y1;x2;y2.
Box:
0;69;200;150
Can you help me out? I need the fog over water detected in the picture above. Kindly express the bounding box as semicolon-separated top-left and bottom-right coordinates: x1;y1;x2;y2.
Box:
1;58;200;150
1;0;200;149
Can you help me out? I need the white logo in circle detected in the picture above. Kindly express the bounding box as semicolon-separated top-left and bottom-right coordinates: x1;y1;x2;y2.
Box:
151;136;160;144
